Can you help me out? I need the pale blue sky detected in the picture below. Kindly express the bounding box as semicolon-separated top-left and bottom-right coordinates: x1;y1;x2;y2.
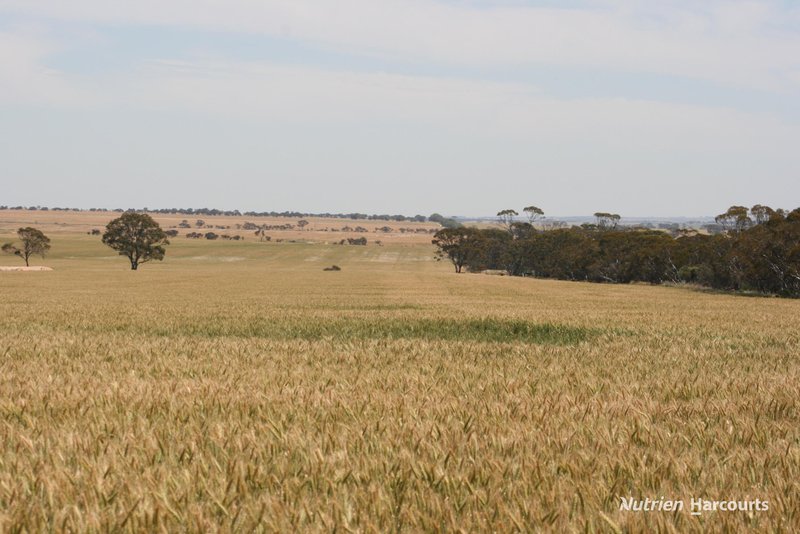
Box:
2;0;799;216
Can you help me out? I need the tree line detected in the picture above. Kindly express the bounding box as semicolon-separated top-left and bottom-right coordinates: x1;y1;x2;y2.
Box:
433;205;800;297
0;205;444;223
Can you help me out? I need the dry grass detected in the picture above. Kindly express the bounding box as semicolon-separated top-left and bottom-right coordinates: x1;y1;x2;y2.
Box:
1;229;799;532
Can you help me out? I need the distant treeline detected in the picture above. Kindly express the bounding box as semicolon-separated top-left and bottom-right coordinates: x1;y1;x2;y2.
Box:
433;205;800;297
0;205;461;226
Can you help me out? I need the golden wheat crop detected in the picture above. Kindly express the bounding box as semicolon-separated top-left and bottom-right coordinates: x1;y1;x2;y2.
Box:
0;231;798;532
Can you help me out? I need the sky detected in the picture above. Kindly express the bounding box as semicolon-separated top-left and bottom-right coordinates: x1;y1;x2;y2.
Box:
1;1;799;217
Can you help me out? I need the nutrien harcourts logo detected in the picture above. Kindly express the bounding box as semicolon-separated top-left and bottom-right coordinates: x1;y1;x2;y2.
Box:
620;497;769;516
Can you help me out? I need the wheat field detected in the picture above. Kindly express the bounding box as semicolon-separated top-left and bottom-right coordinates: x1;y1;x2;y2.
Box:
1;228;799;532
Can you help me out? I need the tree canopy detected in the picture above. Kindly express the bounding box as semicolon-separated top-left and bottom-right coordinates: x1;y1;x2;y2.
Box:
522;206;544;225
431;227;483;273
496;209;518;232
715;205;751;233
433;205;800;297
2;227;51;267
102;213;169;270
593;212;621;230
428;213;462;229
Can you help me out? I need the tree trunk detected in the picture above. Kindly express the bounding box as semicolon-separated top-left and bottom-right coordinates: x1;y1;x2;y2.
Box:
131;261;138;270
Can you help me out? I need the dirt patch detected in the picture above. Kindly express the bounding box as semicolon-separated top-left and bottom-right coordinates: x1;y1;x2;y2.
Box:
0;266;53;272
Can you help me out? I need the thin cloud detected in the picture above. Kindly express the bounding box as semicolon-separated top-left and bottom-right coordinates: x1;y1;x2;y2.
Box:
2;0;800;91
